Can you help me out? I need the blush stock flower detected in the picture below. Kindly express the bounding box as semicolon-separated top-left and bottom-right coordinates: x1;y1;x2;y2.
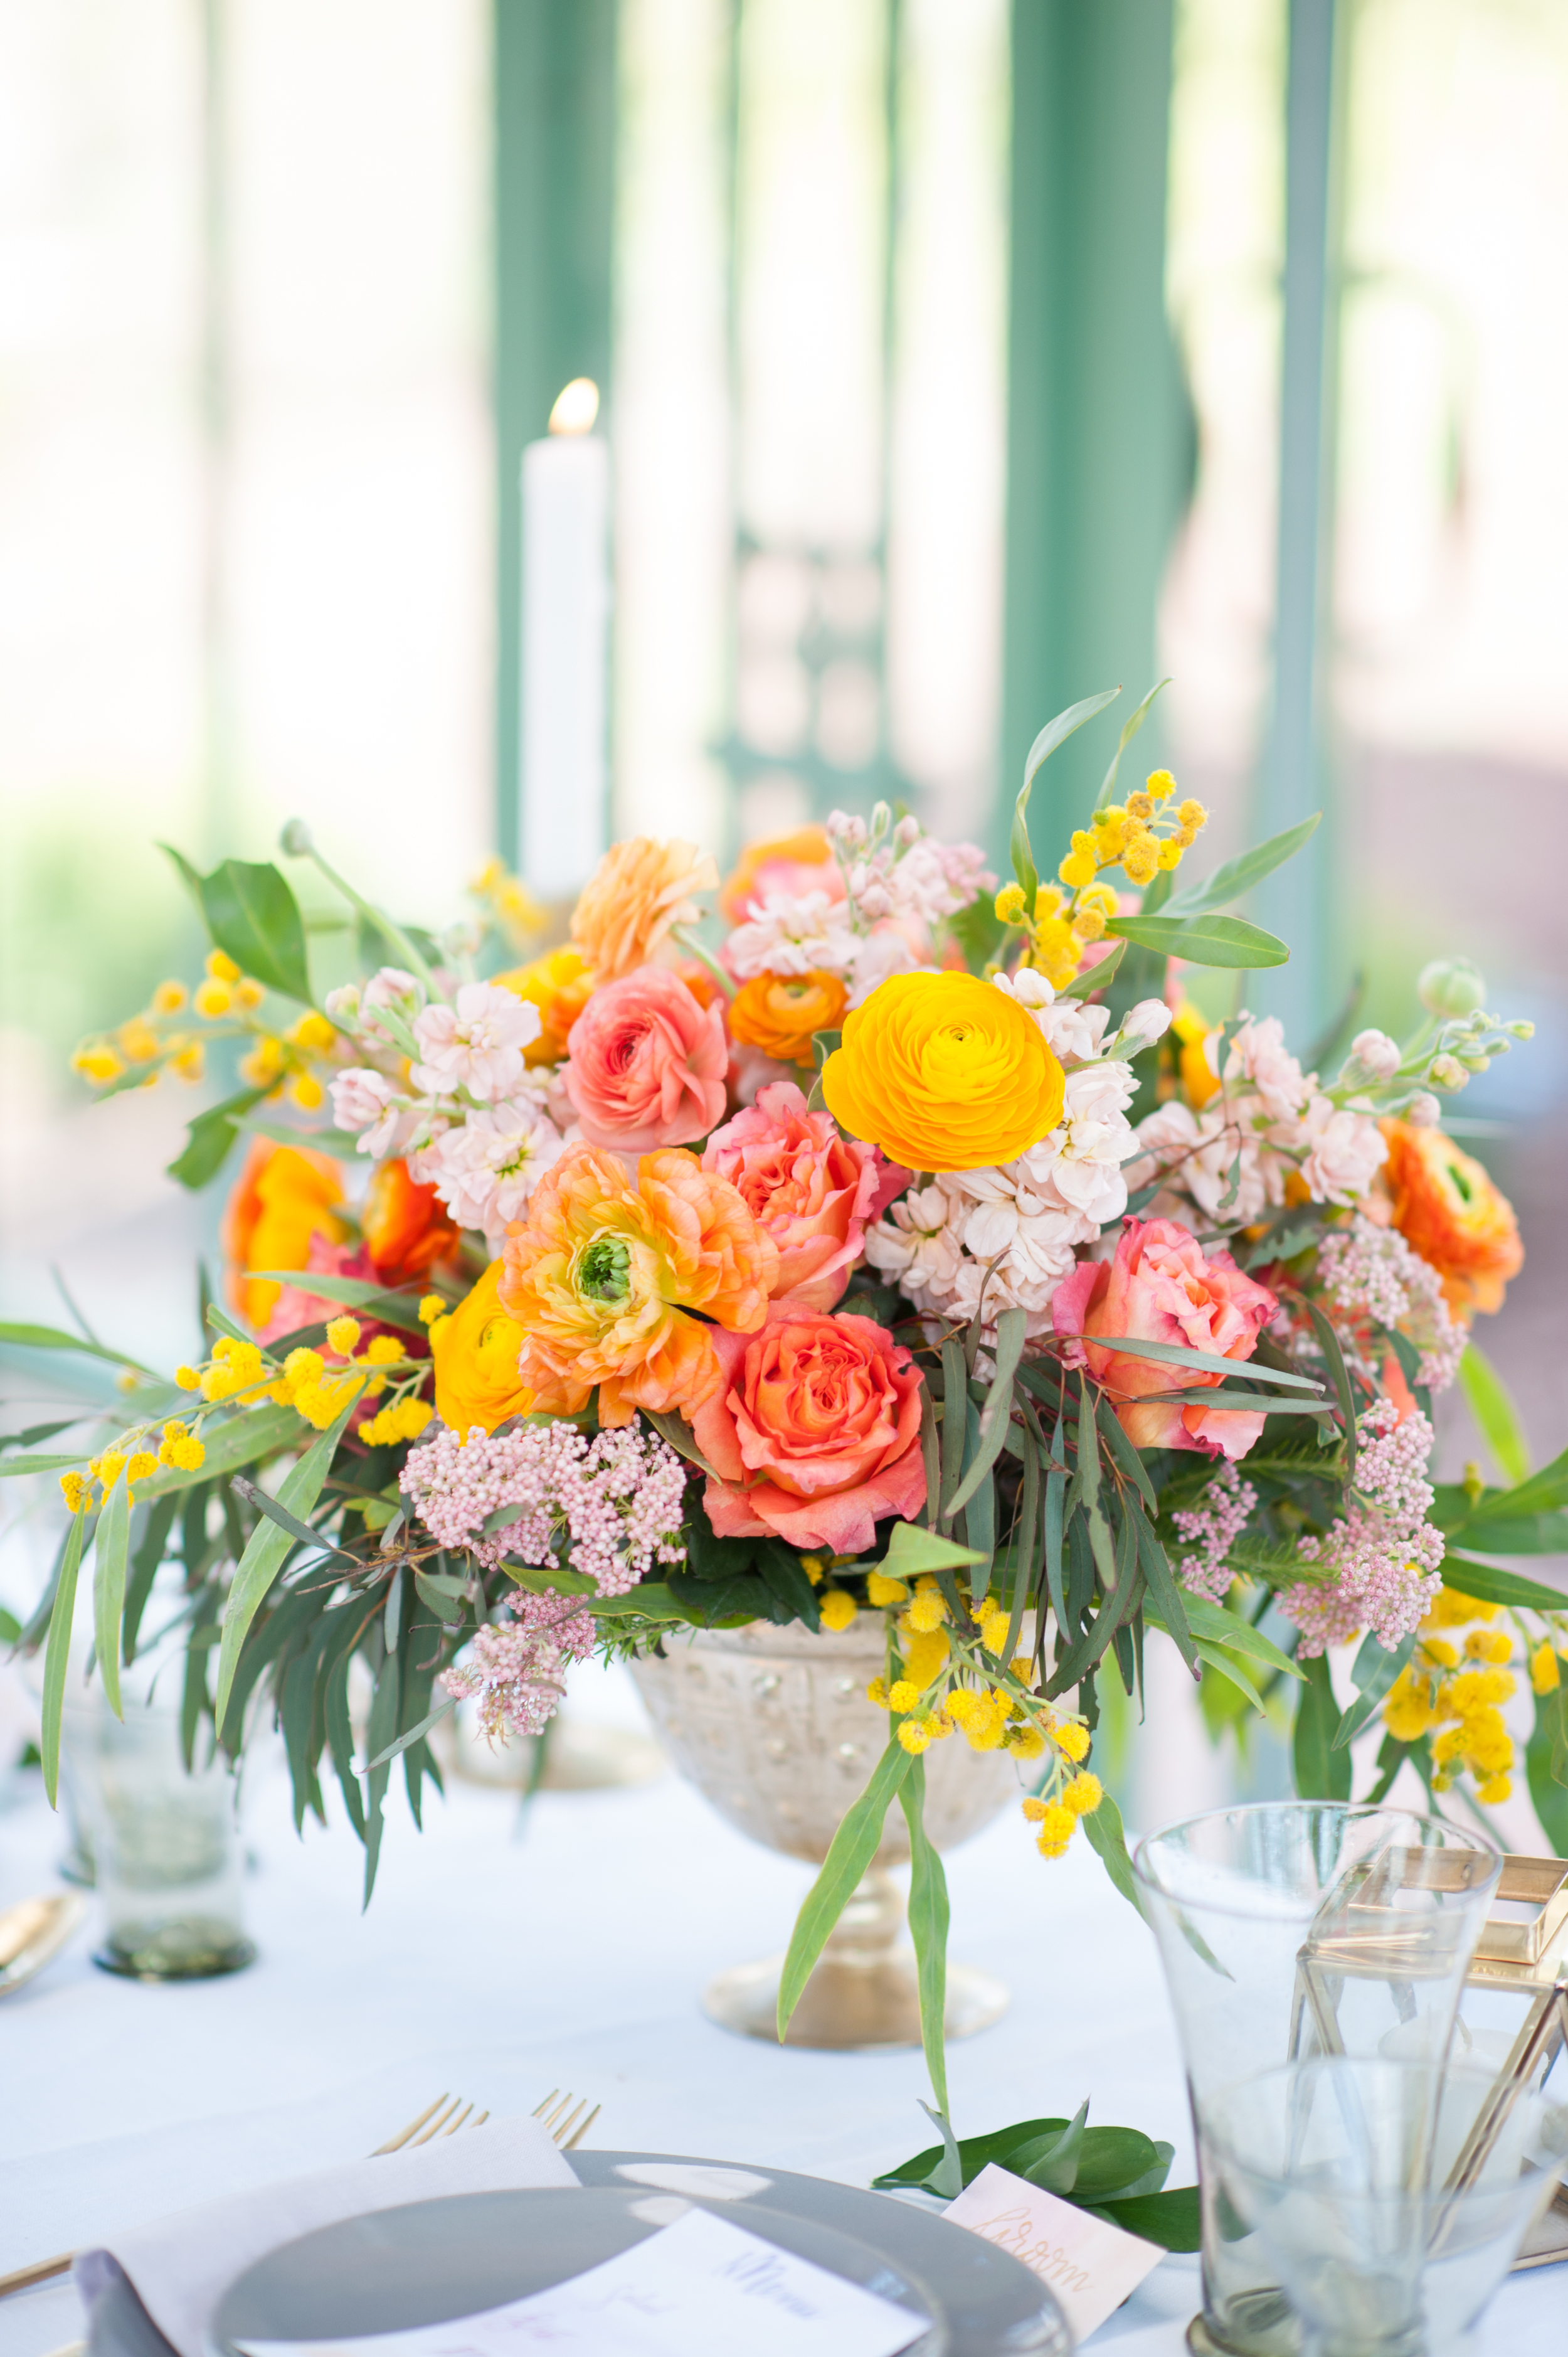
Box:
411;982;542;1103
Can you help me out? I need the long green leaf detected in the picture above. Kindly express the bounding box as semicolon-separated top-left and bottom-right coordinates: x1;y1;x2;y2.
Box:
362;1696;458;1774
1458;1343;1530;1486
777;1738;913;2039
1060;939;1126;1000
898;1762;950;2118
1525;1687;1568;1858
40;1511;90;1805
1194;1639;1268;1713
92;1475;132;1719
1303;1298;1359;1484
642;1407;721;1480
938;1338;968;1517
0;1321;159;1380
1128;1504;1199;1679
231;1472;356;1563
1082;1334;1323;1391
947;1306;1027;1517
1293;1652;1351;1801
879;1521;987;1581
1163;814;1322;919
214;1394;360;1733
167;1088;270;1189
1097;678;1168;804
1174;1592;1302;1677
245;1271;430;1336
1079;1789;1142;1914
1438;1557;1568;1615
1458;1446;1568;1525
192;854;314;1003
1106;912;1290;969
137;1402;305;1499
1012;689;1121;902
1334;1631;1417;1751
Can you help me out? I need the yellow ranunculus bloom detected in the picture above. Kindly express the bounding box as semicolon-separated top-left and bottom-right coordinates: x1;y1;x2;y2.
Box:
820;971;1065;1172
428;1260;534;1439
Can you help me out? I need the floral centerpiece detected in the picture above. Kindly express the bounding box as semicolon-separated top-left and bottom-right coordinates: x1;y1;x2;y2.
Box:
10;686;1567;2124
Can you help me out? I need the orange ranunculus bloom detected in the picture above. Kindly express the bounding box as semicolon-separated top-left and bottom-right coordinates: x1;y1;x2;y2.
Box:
822;969;1065;1172
428;1260;534;1438
728;969;849;1068
222;1138;347;1326
1379;1119;1523;1316
718;826;840;924
569;838;719;984
361;1157;460;1285
498;1142;777;1427
493;944;597;1065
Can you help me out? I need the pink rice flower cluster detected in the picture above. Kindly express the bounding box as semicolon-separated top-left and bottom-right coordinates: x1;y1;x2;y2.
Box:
1277;1399;1445;1656
1315;1214;1465;1393
401;1420;687;1594
1170;1462;1259;1602
442;1592;595;1742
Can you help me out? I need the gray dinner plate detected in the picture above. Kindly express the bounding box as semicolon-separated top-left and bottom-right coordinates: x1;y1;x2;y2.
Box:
205;2148;1071;2357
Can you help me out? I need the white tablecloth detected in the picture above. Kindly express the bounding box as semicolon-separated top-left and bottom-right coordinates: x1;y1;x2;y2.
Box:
1;1683;1562;2357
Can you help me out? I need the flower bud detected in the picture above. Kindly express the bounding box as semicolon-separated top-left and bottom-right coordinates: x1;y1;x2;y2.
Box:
1346;1027;1401;1083
1508;1019;1535;1040
1456;1051;1491;1073
1418;956;1485;1016
324;984;361;1020
1121;998;1173;1048
1429;1053;1469;1091
894;814;921;846
1405;1091;1441;1127
869;800;892;836
279;817;314;856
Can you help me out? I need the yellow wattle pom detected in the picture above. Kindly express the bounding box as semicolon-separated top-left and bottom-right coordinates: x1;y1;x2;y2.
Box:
288;1011;336;1052
1027;917;1083;991
1422;1587;1500;1630
994;883;1027;925
1057;836;1098;890
1030;1799;1077;1856
124;1449;158;1484
419;1294;447;1326
393;1398;433;1439
234;977;265;1009
283;1348;325;1386
1531;1642;1562;1695
1052;1720;1091;1762
1177;799;1208;831
152;979;188;1014
59;1471;91;1512
1476;1774;1512;1804
73;1044;125;1085
118;1017;161;1063
1146;769;1177;800
1009;1656;1034;1684
978;1606;1010;1656
1382;1670;1435;1744
239;1038;287;1088
904;1587;948;1635
819;1588;858;1632
1463;1629;1513;1664
899;1629;950;1689
897;1718;933;1755
169;1435;205;1471
1421;1637;1459;1669
205;949;241;983
1005;1723;1046;1760
866;1677;891;1709
364;1334;405;1365
1156;839;1184;871
169;1038;205;1082
175;1365;202;1391
820;970;1066;1174
1064;1771;1103;1816
944;1688;988;1731
289;1073;325;1111
193;977;232;1018
97;1450;127;1488
887;1679;921;1713
866;1572;909;1606
326;1316;363;1354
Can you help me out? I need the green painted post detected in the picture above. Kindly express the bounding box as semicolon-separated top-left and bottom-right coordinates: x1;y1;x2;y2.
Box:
493;1;617;867
1253;0;1344;1041
1000;0;1189;868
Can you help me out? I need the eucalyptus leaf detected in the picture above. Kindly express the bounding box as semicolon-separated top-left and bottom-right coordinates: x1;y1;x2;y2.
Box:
245;1272;429;1336
167;1088;270;1190
1084;1334;1323;1391
1163;814;1321;919
1106;912;1290;969
214;1393;361;1734
898;1762;950;2119
777;1737;913;2040
40;1511;90;1805
1012;689;1121;902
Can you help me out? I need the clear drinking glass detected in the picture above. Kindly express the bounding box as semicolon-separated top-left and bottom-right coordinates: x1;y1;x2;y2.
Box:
1205;2058;1568;2357
90;1684;255;1981
1133;1803;1502;2357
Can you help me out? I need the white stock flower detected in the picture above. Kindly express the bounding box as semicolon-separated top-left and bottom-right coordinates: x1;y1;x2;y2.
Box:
416;1102;568;1240
1036;997;1113;1063
410;982;542;1104
726;889;858;981
1224;1013;1310;1122
862;1184;965;1306
323;983;361;1021
1118;998;1173;1050
1347;1028;1401;1084
1127;1100;1273;1224
1405;1091;1441;1127
331;1067;410;1156
1294;1095;1388;1206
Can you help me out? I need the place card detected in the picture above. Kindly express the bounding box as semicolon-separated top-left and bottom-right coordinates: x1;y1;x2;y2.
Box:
237;2203;930;2357
943;2161;1165;2340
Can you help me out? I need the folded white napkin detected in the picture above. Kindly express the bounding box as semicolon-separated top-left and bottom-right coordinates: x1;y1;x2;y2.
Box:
83;2110;579;2357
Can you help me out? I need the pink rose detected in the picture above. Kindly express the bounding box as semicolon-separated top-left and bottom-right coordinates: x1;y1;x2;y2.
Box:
564;964;729;1152
1052;1216;1278;1461
702;1081;909;1312
690;1308;926;1553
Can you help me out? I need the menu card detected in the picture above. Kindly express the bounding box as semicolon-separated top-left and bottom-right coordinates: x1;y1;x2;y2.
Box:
237;2203;930;2357
943;2161;1165;2339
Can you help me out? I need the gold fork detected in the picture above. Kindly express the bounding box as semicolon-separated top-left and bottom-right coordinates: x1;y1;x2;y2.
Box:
0;2084;596;2301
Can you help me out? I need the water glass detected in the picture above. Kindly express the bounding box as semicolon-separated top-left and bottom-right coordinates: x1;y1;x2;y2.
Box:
1206;2058;1568;2357
90;1688;255;1981
1133;1803;1502;2357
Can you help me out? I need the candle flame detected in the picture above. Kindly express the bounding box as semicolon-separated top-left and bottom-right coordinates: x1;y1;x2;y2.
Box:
549;378;600;435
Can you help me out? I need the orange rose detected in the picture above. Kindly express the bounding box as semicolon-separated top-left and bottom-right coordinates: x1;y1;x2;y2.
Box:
429;1261;534;1437
1380;1120;1523;1316
361;1157;459;1285
570;838;719;984
728;969;849;1069
222;1137;346;1326
498;1142;776;1427
718;826;840;924
493;945;596;1065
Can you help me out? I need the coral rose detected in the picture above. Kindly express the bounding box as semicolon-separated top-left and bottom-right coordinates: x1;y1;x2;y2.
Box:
493;945;596;1065
822;970;1065;1172
499;1142;776;1426
1379;1119;1523;1316
222;1137;346;1326
429;1260;534;1437
564;964;729;1151
727;969;849;1068
361;1157;459;1284
690;1307;926;1553
1052;1216;1278;1460
719;826;841;924
570;836;719;983
703;1081;909;1311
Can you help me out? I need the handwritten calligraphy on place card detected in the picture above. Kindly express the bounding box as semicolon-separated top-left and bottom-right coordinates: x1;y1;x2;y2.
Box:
943;2162;1165;2341
236;2202;930;2357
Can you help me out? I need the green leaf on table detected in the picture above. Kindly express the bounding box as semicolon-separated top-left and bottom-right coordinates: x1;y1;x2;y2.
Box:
40;1510;91;1806
214;1392;360;1735
1011;689;1121;903
898;1760;951;2120
874;2115;1069;2192
1106;912;1290;969
777;1735;914;2041
1162;814;1321;920
164;849;314;1004
1093;2186;1201;2252
167;1087;272;1189
1013;2101;1090;2195
1293;1652;1352;1801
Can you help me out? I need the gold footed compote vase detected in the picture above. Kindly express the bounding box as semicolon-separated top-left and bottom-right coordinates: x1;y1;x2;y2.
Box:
630;1620;1014;2049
